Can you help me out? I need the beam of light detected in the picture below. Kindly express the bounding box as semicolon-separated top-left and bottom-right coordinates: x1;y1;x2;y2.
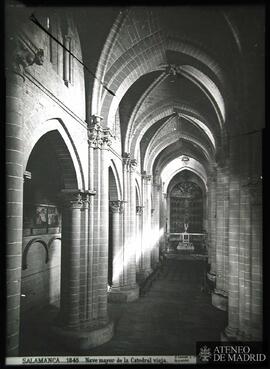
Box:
111;226;164;284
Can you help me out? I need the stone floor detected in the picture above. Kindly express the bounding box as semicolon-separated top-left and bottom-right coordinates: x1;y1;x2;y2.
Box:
19;258;227;356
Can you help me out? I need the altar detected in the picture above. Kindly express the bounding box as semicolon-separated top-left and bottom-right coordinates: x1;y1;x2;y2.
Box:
176;222;194;251
176;232;194;251
166;221;206;254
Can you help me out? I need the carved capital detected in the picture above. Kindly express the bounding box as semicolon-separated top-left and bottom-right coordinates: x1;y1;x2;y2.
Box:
109;200;124;213
130;158;137;172
102;128;113;149
87;116;113;149
136;206;143;215
60;190;84;209
90;114;103;126
122;152;131;166
6;36;44;76
142;173;152;182
60;189;95;209
81;190;97;208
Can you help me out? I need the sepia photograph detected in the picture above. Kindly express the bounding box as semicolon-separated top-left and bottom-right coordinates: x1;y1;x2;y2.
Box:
4;0;267;365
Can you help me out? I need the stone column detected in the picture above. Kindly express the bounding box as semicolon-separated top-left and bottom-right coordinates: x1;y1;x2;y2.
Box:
238;184;252;340
136;206;143;275
212;161;229;311
122;153;130;286
87;116;113;321
151;182;161;269
224;173;241;339
52;116;114;351
86;142;95;321
60;190;83;328
207;171;217;289
159;192;167;253
127;159;138;285
108;155;139;303
140;173;153;279
249;181;263;340
223;137;245;341
109;200;123;289
6;35;44;356
79;192;89;322
98;132;110;320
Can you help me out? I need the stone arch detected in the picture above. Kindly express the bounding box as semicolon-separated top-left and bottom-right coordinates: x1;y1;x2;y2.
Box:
108;160;123;288
130;101;220;158
109;159;122;200
21;127;79;322
153;139;212;177
97;8;228;125
164;166;208;194
143;117;214;171
92;11;127;115
145;133;211;174
161;155;208;192
23;118;84;190
22;238;49;270
135;179;141;206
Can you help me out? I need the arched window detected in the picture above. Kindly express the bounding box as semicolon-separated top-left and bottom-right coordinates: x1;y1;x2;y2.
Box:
169;181;203;233
63;35;73;86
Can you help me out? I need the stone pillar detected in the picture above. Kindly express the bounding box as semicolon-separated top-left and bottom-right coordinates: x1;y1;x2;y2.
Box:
108;154;139;302
136;206;143;275
51;116;114;351
79;192;90;323
212;162;229;311
249;131;263;340
151;182;161;269
87;116;113;321
109;200;123;289
159;192;167;253
6;35;44;356
128;159;138;285
224;174;241;339
6;50;25;358
239;184;252;340
140;173;153;280
86;141;95;321
249;181;263;340
122;153;130;286
60;190;83;328
222;136;246;341
207;170;217;289
221;132;263;342
98;136;110;320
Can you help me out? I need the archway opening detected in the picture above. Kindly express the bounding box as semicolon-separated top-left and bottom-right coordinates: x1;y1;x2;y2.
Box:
20;130;78;354
166;169;206;254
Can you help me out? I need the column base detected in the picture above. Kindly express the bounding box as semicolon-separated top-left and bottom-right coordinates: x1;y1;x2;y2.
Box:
50;319;114;351
108;284;140;303
211;289;228;311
